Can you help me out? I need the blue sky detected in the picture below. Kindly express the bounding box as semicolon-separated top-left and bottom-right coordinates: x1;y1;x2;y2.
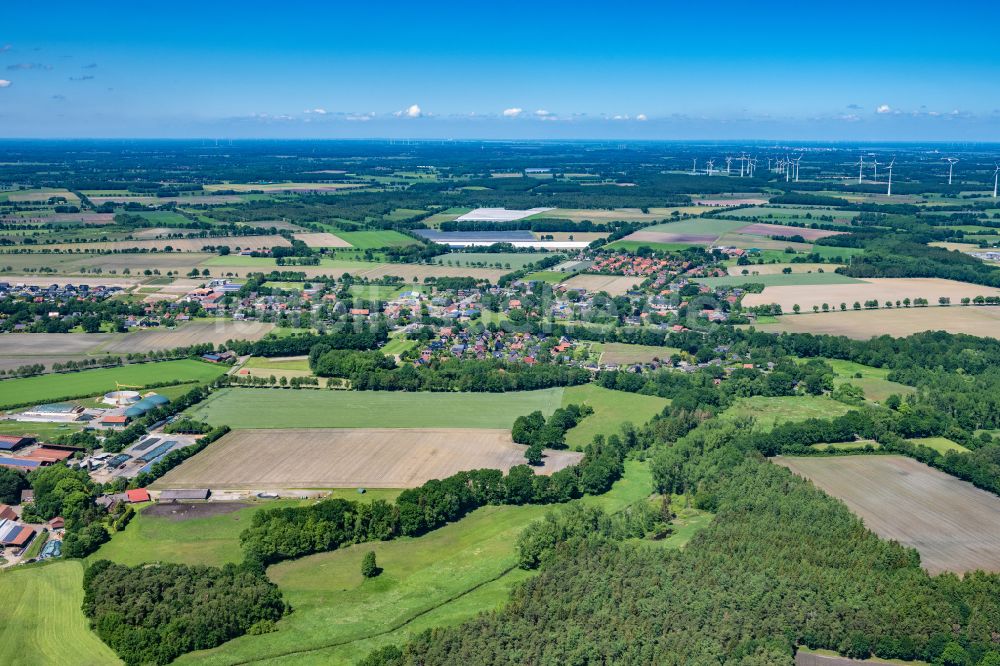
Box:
2;1;999;140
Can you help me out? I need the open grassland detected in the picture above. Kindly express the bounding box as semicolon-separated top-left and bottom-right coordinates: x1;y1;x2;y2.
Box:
814;358;916;402
720;395;852;431
774;455;1000;574
331;230;418;249
243;356;311;371
599;342;681;365
0;419;84;439
748;306;1000;340
561;384;669;449
0;358;225;409
175;459;693;666
542;207;706;222
742;277;1000;312
154;428;583;490
909;436;969;454
186;387;564;429
0;561;122;666
561;273;643;295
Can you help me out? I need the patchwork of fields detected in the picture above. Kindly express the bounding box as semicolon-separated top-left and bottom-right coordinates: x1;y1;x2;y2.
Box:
749;305;1000;339
743;277;1000;312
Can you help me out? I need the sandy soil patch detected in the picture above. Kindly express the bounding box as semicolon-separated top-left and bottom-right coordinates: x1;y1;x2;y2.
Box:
154;428;583;489
743;278;1000;311
562;274;644;295
774;455;1000;574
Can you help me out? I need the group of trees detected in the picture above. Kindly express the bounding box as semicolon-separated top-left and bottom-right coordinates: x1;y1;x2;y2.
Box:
511;403;593;463
82;560;285;666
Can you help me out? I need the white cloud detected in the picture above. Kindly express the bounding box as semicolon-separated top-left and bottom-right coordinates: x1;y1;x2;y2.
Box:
876;104;891;114
502;107;523;118
346;112;375;122
395;104;423;118
304;108;328;115
534;109;552;117
0;79;10;88
636;114;648;121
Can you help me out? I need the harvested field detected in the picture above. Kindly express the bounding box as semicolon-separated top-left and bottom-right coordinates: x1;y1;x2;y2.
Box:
736;223;845;241
714;232;814;251
154;428;583;489
89;194;244;205
774;455;1000;574
929;241;982;253
40;234;291;253
130;227;190;239
561;274;643;295
0;332;112;357
292;232;352;248
599;343;680;365
533;231;607;242
97;320;275;353
748;307;1000;339
544;207;705;222
742;278;1000;312
7;188;79;203
727;263;843;275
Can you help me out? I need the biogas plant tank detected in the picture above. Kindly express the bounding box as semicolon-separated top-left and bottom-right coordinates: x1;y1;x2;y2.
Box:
102;390;141;407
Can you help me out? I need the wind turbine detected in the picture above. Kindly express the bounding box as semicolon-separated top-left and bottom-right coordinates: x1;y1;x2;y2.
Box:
793;156;803;182
739;153;748;177
944;157;959;185
725;156;732;175
785;155;791;182
870;156;880;183
692;158;698;175
767;157;773;173
886;158;895;197
993;163;999;198
856;156;864;184
748;157;757;178
706;159;715;176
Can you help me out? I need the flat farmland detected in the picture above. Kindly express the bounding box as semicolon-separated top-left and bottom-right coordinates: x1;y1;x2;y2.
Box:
433;252;547;269
292;232;352;248
735;222;845;241
727;262;844;275
543;207;706;222
332;230;418;248
0;561;122;666
561;273;643;295
720;396;851;431
97;320;275;353
202;182;364;193
0;359;225;409
599;342;680;365
561;384;669;449
748;305;1000;339
0;252;217;275
742;277;1000;312
697;272;862;288
357;263;507;282
186;387;564;429
154;428;583;490
41;235;291;253
774;455;1000;574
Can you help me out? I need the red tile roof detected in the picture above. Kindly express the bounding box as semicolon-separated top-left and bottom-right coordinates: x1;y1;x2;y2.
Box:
126;488;150;503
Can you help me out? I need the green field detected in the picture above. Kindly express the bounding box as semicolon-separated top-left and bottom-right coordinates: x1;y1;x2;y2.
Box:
909;436;969;454
0;561;122;666
695;272;863;287
819;358;916;402
333;230;417;249
262;281;305;291
92;493;400;568
0;419;84;439
243;356;311;371
0;359;226;409
203;255;385;270
523;270;569;284
810;440;879;451
433;252;547;269
562;384;670;449
598;342;682;365
348;284;403;300
605;240;695;253
720;395;852;431
187;387;565;429
380;336;419;357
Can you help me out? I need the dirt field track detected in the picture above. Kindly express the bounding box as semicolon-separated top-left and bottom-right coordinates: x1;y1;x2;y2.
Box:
774;455;1000;574
749;305;1000;339
743;277;1000;311
154;428;583;489
562;274;643;295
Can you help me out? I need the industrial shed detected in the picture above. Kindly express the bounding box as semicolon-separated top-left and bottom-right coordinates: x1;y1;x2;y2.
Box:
158;488;210;502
